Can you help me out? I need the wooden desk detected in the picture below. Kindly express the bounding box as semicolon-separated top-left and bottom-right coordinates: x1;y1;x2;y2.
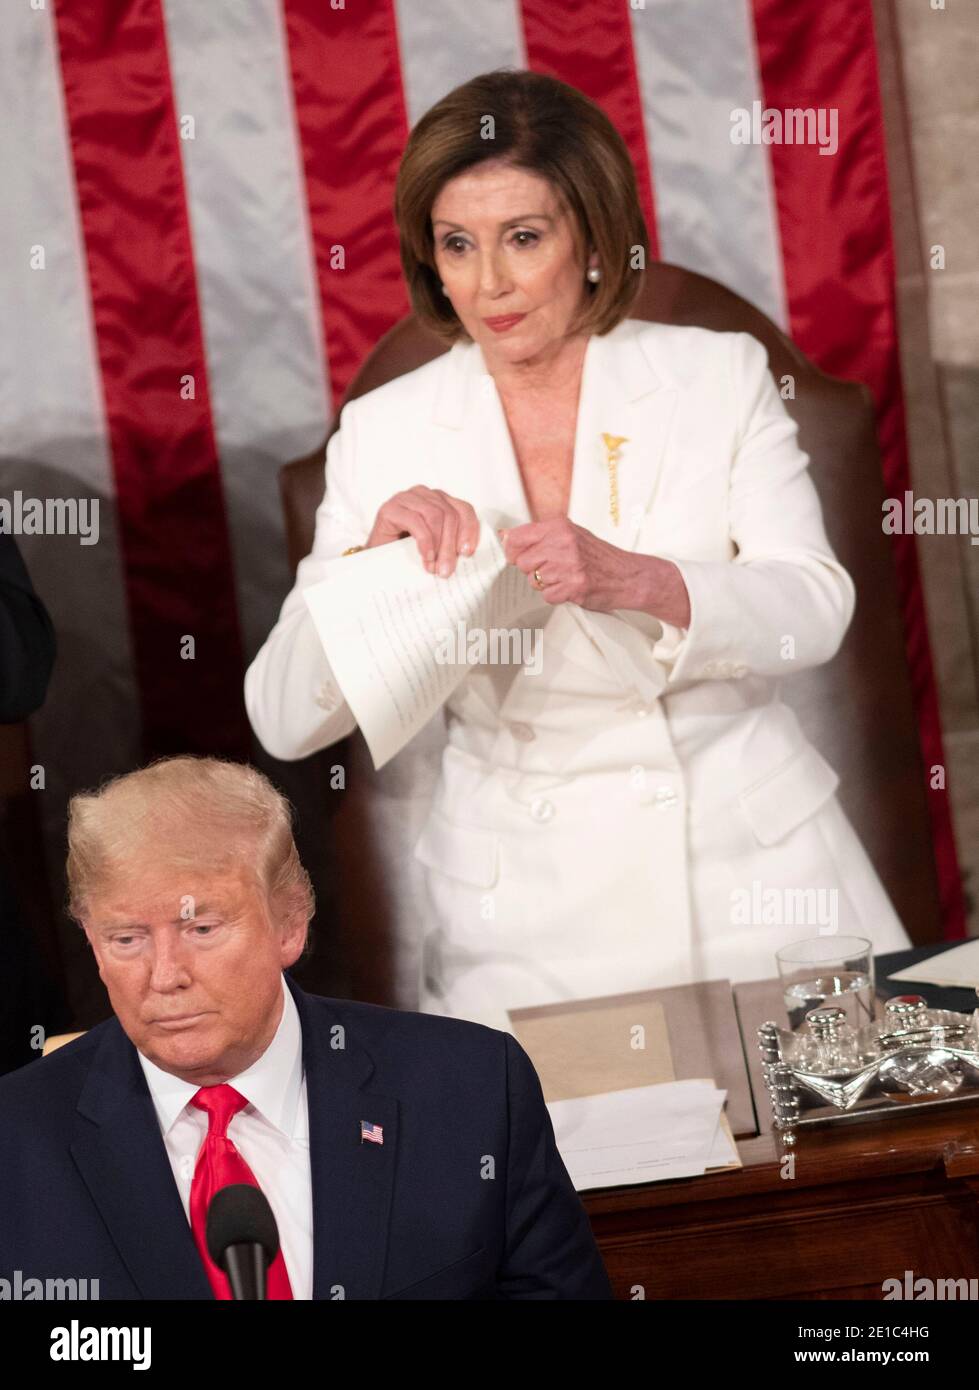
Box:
584;968;979;1299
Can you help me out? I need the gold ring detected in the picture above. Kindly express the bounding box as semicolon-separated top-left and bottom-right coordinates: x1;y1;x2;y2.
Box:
533;567;544;589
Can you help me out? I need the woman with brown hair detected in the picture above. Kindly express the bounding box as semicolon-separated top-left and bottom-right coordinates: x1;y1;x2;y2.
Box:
246;69;909;1034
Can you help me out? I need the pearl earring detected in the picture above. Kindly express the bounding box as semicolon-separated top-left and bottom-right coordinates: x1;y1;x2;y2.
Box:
586;265;601;283
441;283;449;296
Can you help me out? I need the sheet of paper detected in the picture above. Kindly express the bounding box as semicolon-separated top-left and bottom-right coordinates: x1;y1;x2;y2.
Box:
546;1080;737;1191
303;518;537;769
887;940;979;989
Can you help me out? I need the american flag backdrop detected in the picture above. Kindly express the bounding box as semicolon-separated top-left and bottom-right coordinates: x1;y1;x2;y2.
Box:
1;0;963;944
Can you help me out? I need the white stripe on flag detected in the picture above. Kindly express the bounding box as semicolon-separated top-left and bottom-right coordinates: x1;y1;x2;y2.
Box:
394;0;526;129
629;0;787;328
161;0;332;657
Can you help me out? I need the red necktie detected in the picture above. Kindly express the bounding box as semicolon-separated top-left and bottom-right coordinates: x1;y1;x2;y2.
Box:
188;1083;294;1300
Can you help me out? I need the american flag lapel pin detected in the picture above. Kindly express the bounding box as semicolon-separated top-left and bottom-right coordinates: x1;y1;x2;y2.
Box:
360;1119;384;1146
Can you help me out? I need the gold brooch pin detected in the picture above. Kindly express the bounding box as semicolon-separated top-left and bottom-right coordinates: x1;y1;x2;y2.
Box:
601;433;628;525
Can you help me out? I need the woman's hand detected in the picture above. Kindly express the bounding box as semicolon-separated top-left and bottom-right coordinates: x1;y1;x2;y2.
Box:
366;486;480;576
500;518;691;628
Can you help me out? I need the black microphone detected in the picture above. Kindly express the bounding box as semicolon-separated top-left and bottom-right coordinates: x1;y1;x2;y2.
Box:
205;1184;281;1300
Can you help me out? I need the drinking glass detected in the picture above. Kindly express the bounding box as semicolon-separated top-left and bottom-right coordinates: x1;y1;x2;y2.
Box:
776;936;876;1032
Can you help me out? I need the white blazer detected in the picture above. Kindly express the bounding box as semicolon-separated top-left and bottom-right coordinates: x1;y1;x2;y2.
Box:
246;318;910;1033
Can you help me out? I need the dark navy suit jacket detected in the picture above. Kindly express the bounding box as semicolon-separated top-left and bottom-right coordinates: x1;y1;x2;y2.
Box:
0;975;612;1299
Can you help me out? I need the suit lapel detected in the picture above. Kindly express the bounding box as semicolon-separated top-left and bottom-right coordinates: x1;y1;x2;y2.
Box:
566;321;679;550
287;977;398;1301
430;318;679;551
70;1020;214;1299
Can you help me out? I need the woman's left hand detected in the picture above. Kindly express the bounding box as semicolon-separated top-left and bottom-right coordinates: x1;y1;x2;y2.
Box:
499;518;691;627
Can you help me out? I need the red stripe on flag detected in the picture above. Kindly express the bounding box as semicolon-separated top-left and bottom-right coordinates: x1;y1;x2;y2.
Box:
52;0;250;760
519;0;659;260
281;0;411;407
750;0;964;936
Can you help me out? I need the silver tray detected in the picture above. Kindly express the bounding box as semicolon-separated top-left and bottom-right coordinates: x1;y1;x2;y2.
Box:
757;999;979;1144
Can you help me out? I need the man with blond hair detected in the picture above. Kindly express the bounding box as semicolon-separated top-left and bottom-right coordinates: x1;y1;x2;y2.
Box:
0;756;611;1300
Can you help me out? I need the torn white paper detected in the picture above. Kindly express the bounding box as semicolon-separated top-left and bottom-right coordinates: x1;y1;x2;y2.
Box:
302;519;537;769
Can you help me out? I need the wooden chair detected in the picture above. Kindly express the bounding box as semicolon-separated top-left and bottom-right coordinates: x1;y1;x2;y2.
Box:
278;263;944;1007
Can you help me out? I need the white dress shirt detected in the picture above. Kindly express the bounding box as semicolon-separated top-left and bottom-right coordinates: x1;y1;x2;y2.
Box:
136;973;314;1299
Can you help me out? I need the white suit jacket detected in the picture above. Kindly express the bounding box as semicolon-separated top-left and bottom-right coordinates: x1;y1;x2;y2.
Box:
245;318;910;1002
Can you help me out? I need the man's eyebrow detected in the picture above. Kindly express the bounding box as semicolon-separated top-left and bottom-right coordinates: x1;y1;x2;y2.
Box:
95;903;229;932
432;213;555;230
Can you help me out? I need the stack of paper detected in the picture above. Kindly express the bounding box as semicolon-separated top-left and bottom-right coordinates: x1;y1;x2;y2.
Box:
546;1079;738;1191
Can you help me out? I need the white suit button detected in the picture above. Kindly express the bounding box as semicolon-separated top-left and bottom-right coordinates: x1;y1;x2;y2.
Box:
653;785;678;809
702;660;719;677
509;721;536;742
732;663;748;678
529;797;555;822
